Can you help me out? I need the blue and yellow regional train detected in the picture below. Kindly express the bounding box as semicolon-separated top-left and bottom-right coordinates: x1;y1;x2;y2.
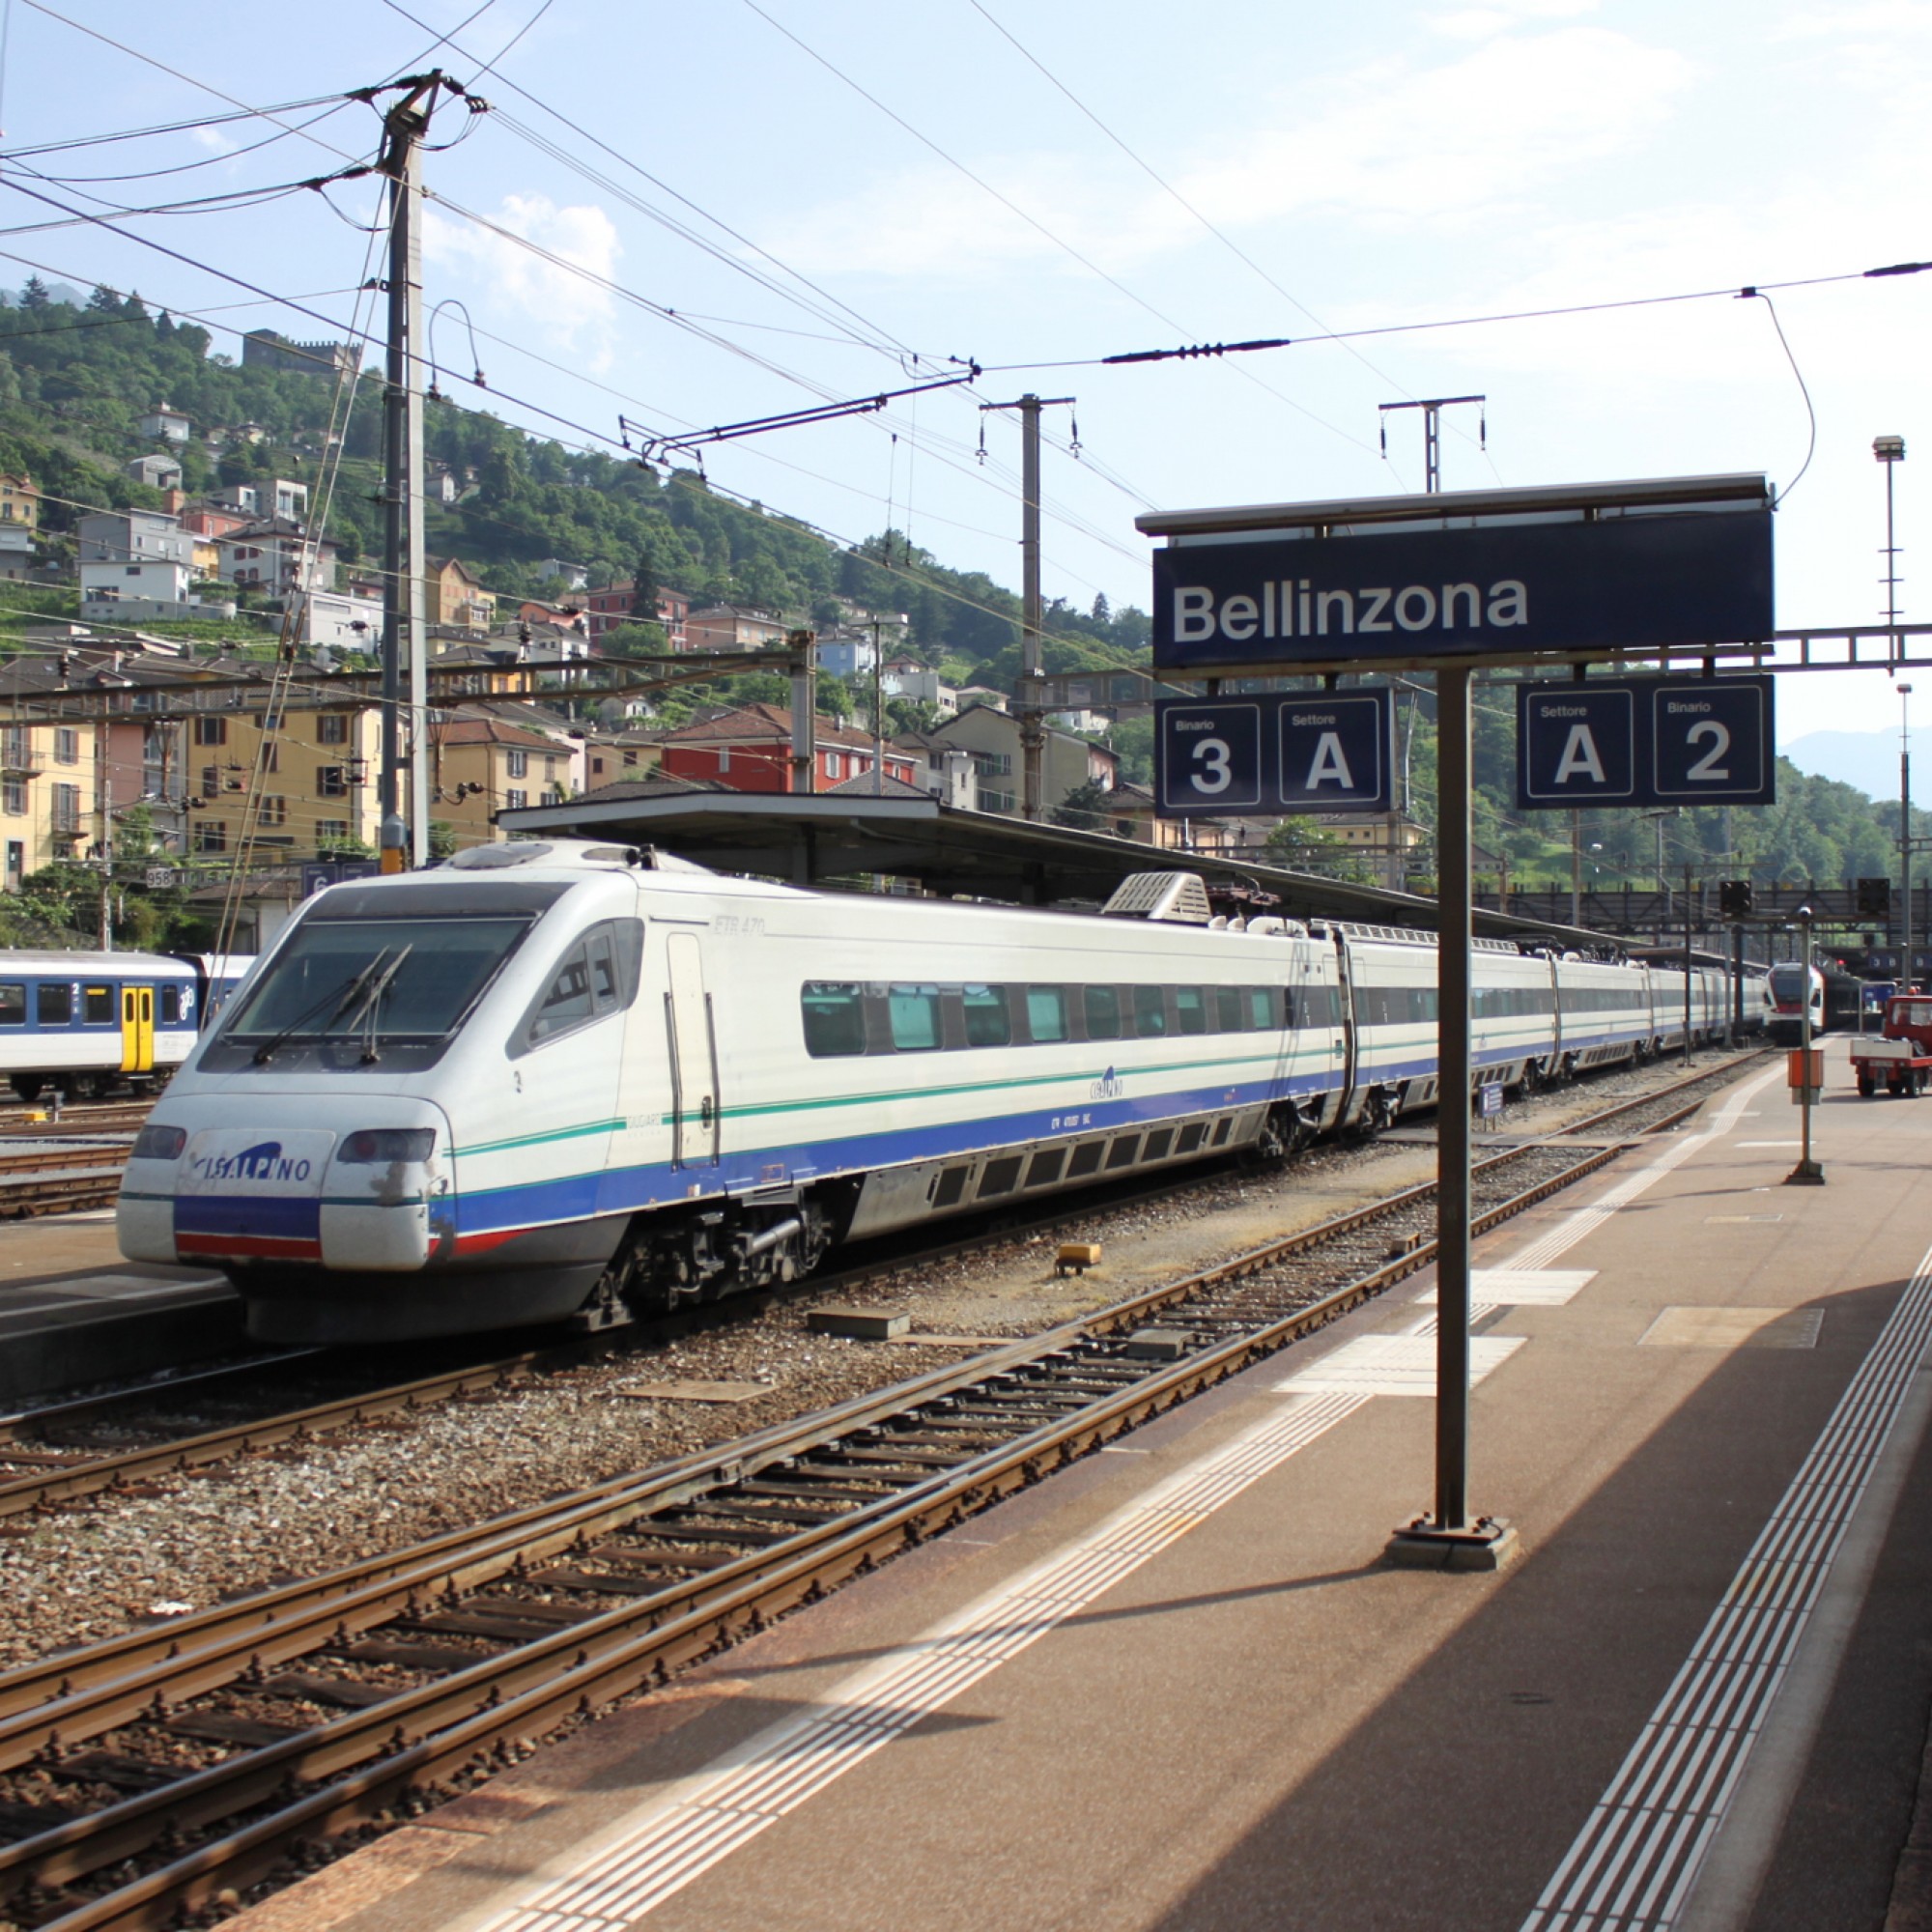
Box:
118;841;1751;1346
0;952;251;1101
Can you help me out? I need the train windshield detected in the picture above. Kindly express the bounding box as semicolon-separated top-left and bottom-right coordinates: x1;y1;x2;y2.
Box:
220;916;531;1059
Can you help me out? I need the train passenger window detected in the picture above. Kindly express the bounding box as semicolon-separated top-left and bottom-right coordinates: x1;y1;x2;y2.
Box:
1133;986;1167;1037
962;984;1010;1047
37;983;71;1026
1176;987;1206;1036
1215;987;1246;1032
1084;985;1121;1039
1248;989;1275;1030
889;984;942;1052
1026;986;1068;1043
801;982;866;1058
85;986;113;1025
0;983;20;1026
159;984;182;1025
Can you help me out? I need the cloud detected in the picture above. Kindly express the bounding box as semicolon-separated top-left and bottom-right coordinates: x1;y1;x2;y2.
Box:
1430;0;1600;40
423;192;622;365
190;126;236;154
776;25;1690;282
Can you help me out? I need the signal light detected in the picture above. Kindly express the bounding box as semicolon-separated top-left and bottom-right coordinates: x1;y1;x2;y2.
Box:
1719;879;1753;919
1856;877;1893;917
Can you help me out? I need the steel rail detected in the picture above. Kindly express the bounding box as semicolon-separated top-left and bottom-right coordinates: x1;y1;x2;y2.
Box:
11;1136;1652;1931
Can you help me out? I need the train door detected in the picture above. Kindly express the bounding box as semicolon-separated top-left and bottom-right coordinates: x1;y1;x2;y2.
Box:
664;932;721;1168
119;984;154;1073
1331;933;1361;1127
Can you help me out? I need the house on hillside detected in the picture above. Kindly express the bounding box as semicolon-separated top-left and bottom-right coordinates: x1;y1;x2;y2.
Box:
426;555;497;632
683;604;786;653
657;701;919;793
536;557;588;590
138;405;190;444
583;581;689;648
217;520;339;596
922;703;1117;818
127;455;183;492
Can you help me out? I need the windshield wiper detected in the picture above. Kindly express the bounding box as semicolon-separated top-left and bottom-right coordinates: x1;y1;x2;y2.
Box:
343;945;412;1064
250;951;393;1065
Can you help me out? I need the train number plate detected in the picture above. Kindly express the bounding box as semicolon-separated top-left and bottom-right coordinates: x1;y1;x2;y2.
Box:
180;1128;336;1194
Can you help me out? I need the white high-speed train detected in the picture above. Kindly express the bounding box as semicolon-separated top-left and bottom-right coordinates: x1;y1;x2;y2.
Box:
118;840;1739;1345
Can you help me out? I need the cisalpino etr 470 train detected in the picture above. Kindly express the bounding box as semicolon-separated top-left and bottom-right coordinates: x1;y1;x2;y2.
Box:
118;842;1746;1345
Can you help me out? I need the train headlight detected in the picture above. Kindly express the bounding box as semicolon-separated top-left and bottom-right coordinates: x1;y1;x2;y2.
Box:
130;1123;187;1161
338;1128;437;1164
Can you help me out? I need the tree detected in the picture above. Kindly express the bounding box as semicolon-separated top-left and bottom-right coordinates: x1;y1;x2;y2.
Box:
18;276;50;311
1050;781;1115;833
629;552;659;622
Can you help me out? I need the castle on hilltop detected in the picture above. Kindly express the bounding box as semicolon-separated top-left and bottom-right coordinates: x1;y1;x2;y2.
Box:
241;328;360;380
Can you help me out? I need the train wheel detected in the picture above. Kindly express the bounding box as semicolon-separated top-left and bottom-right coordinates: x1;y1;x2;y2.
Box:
8;1076;42;1103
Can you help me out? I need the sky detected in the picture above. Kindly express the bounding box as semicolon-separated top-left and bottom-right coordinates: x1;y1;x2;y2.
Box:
3;0;1928;753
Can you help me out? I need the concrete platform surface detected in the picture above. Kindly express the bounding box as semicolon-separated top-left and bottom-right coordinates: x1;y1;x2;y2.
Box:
0;1216;239;1401
232;1045;1932;1932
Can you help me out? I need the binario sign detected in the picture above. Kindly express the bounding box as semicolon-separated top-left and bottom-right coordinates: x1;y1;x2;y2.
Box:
1144;477;1774;671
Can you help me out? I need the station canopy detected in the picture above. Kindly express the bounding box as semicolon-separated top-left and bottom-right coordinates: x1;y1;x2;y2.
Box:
497;783;1611;951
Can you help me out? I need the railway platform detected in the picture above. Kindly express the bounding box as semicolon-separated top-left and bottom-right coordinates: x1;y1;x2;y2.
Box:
231;1038;1932;1932
0;1216;238;1402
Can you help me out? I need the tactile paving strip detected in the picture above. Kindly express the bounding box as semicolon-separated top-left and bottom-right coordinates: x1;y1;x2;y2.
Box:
1520;1241;1932;1932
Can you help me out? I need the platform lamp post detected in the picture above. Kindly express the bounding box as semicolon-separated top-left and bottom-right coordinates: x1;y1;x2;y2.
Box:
1899;681;1914;992
1787;905;1826;1185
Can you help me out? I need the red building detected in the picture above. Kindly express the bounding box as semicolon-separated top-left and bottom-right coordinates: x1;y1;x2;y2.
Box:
657;703;920;794
583;582;690;649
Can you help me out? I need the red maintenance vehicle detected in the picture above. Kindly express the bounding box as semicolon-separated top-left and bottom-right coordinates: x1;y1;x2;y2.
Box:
1850;994;1932;1096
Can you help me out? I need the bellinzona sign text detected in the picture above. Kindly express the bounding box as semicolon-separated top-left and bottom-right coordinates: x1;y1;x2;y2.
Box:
1151;510;1774;669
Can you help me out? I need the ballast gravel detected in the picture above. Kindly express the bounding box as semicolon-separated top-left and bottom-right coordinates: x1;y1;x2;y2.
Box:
0;1050;1756;1675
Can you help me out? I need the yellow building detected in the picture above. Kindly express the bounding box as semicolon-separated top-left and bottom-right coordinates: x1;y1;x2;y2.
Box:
0;716;102;888
0;473;40;531
183;699;384;858
426;556;497;632
429;717;571;848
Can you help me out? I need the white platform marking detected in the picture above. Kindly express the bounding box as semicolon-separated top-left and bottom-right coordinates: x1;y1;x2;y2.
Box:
1418;1269;1597;1307
463;1390;1370;1932
1520;1240;1932;1932
1275;1333;1525;1397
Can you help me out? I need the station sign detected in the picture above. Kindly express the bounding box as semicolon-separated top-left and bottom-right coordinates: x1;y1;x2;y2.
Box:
1154;688;1392;817
1516;673;1775;810
1151;506;1773;671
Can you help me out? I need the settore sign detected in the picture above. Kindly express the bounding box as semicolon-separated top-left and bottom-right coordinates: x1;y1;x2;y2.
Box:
1149;500;1774;671
1516;673;1776;809
1154;689;1392;817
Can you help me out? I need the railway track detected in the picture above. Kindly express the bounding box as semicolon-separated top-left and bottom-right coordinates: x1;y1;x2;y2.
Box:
0;1051;1762;1520
0;1142;130;1221
0;1052;1762;1930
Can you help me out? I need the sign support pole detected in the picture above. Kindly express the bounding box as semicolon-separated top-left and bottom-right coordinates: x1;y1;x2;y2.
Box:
1389;664;1514;1567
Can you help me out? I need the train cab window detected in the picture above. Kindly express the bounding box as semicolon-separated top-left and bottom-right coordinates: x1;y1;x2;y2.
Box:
1084;985;1122;1039
37;983;71;1027
159;984;182;1025
888;984;942;1052
962;984;1010;1047
0;983;20;1026
1026;986;1068;1043
85;986;113;1025
520;920;643;1052
1133;985;1167;1037
1175;987;1207;1036
801;982;866;1058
